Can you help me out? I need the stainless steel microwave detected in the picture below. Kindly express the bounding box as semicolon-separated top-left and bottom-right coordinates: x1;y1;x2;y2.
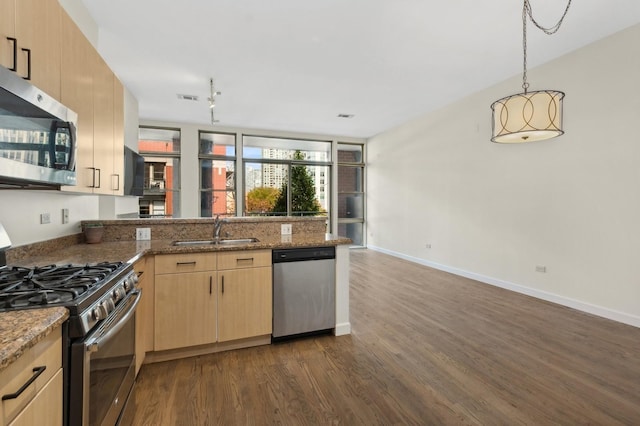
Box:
0;65;77;188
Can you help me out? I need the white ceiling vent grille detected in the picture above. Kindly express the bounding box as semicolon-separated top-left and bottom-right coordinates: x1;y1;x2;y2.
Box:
177;94;199;101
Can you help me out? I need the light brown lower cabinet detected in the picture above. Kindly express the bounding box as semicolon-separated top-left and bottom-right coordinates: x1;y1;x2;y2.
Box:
154;271;217;351
218;267;272;342
0;328;62;426
134;256;154;375
149;250;272;357
7;369;62;426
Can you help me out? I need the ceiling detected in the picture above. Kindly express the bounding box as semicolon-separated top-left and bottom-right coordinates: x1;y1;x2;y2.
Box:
80;0;640;139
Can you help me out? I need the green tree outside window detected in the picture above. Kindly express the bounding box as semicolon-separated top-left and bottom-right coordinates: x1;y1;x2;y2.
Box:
273;151;322;215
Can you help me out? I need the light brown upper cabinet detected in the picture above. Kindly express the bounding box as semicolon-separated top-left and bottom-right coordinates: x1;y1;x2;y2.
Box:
0;0;61;100
59;10;124;195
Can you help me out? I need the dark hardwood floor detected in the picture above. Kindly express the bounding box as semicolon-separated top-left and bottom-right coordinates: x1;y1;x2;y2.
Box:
123;249;640;425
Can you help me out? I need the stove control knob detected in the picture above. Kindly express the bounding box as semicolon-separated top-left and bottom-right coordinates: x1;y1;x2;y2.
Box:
113;286;125;301
92;305;108;321
102;299;115;314
124;274;137;291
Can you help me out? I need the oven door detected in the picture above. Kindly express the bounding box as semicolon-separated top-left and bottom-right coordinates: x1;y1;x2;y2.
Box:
69;290;140;426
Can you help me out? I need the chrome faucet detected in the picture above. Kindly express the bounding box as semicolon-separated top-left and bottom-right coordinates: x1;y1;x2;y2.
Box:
213;214;223;242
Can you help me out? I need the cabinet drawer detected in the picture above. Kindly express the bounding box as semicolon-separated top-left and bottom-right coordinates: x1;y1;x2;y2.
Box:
155;253;216;274
8;368;62;426
217;249;272;270
0;328;61;425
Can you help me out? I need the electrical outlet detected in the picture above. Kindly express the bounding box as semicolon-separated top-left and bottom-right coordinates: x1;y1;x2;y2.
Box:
40;213;51;224
425;243;432;249
136;228;151;241
281;234;292;243
281;224;292;235
535;265;547;273
62;208;69;224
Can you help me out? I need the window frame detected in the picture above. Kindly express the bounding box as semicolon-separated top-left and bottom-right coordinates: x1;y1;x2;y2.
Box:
337;142;366;246
242;135;332;220
138;125;182;218
198;131;237;217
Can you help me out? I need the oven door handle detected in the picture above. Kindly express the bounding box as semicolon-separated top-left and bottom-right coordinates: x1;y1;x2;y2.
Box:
86;290;141;353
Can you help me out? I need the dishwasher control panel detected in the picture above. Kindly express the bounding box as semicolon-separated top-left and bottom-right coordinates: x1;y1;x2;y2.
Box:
272;246;335;263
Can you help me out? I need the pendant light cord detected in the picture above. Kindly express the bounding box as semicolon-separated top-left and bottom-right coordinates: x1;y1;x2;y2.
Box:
522;0;572;93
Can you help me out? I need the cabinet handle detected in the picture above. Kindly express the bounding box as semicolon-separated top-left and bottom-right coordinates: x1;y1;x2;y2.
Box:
137;271;144;278
89;167;96;188
176;261;196;266
21;47;31;80
236;257;254;263
95;168;101;188
6;37;17;71
113;174;120;191
1;366;46;401
209;276;212;294
221;275;224;294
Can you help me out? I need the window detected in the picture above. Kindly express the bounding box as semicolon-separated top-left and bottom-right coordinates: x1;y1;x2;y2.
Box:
138;127;181;218
199;132;236;217
337;143;365;246
243;136;330;221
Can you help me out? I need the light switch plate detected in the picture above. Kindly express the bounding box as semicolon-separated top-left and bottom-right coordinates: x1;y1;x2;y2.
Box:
281;224;292;235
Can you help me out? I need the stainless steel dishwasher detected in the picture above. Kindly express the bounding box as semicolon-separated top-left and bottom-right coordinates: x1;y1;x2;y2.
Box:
272;246;335;340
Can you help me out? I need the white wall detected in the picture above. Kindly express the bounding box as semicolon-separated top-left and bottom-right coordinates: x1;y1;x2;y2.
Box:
367;24;640;327
0;191;99;246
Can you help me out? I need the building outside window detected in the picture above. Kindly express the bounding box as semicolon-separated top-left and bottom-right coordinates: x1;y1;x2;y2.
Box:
199;131;236;217
138;127;181;218
243;136;331;222
337;143;365;246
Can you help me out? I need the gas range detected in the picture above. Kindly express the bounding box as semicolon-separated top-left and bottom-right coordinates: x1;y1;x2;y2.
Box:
0;261;138;338
0;223;141;425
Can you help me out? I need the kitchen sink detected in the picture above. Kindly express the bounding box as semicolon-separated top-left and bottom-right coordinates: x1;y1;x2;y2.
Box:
172;238;259;246
216;238;260;245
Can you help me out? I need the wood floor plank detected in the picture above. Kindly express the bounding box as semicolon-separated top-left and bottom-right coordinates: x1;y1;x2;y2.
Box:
122;249;640;425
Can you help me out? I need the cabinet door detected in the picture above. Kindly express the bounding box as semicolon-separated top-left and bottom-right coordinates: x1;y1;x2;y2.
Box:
0;0;16;70
134;257;152;375
218;267;272;342
92;54;115;194
112;76;124;195
60;11;94;193
15;0;61;99
8;369;62;426
154;271;216;351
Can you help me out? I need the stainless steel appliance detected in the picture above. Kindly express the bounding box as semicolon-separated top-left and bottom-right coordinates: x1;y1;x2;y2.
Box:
272;247;335;340
0;65;77;188
0;225;139;425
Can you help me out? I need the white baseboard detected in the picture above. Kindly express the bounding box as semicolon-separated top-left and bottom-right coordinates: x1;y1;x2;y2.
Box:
367;245;640;329
334;322;351;336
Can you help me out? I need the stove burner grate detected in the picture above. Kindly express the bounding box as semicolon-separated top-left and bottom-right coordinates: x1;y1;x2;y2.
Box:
0;261;124;309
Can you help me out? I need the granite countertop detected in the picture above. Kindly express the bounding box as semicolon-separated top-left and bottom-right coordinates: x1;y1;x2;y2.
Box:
0;307;69;372
14;233;350;266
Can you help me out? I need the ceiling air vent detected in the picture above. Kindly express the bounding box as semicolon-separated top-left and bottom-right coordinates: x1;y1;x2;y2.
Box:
177;94;199;101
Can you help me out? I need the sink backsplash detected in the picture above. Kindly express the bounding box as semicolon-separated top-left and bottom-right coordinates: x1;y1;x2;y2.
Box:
81;217;328;243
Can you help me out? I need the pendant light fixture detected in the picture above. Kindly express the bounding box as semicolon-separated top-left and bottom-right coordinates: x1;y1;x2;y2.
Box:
491;0;572;143
208;78;221;124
